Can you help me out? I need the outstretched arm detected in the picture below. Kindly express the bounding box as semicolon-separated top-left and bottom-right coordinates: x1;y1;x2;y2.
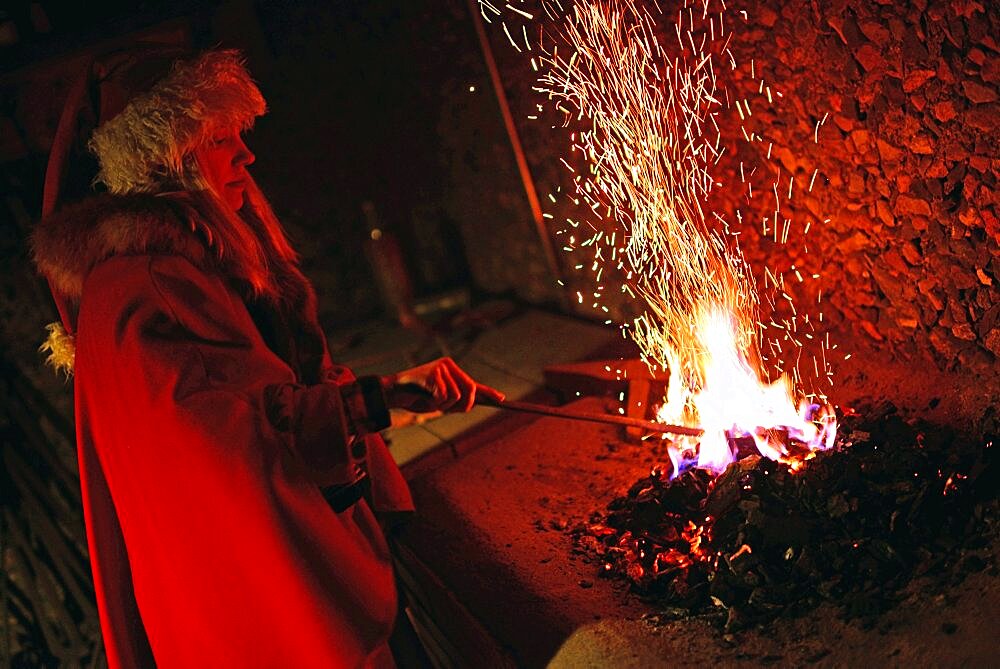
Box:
382;357;505;414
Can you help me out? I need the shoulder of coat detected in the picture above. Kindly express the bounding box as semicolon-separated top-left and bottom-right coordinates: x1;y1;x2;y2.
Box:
31;193;211;300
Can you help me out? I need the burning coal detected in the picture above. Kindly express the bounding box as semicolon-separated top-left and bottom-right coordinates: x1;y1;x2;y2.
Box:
488;0;839;475
574;407;996;631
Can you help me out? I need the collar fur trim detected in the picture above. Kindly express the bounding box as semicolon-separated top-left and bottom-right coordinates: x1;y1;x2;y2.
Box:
31;193;209;300
32;194;326;382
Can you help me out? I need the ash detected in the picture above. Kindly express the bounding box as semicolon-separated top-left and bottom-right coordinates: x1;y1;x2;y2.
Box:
574;403;998;631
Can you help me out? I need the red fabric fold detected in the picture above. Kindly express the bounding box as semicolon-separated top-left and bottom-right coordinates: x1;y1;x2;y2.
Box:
74;253;410;667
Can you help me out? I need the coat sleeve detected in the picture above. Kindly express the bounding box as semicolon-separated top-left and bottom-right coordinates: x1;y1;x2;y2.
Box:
102;254;387;488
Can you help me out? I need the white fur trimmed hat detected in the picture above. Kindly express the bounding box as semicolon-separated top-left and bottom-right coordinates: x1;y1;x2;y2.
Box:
88;48;266;194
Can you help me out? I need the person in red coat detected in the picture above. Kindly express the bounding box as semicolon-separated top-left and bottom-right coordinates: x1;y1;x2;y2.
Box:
31;48;502;668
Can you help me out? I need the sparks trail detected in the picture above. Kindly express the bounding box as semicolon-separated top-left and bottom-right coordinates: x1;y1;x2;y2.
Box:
538;2;756;374
482;1;839;473
519;0;836;473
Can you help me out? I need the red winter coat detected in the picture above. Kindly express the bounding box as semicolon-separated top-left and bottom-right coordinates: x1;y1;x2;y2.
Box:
32;195;414;668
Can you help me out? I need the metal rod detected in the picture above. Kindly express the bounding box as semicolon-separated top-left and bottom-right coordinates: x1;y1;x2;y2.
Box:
465;0;564;291
476;396;704;437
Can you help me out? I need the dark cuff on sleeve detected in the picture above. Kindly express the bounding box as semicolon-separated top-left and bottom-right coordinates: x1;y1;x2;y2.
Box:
342;375;391;434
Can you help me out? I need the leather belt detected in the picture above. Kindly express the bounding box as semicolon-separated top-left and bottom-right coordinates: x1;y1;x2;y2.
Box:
321;472;370;513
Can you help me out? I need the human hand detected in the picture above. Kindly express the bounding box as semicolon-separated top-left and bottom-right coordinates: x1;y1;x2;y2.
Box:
383;357;505;413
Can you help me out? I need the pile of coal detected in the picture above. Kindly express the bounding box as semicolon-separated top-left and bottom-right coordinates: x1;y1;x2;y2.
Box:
574;402;998;630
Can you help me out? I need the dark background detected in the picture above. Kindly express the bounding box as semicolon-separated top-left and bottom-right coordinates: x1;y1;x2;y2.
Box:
2;0;997;381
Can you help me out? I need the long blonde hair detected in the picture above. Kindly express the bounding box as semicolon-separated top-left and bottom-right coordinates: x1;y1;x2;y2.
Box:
183;152;298;300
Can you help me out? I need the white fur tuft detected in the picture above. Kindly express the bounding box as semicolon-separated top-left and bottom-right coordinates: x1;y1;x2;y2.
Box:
40;321;76;377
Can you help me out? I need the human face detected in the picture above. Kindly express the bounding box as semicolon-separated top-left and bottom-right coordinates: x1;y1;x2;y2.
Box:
193;129;255;210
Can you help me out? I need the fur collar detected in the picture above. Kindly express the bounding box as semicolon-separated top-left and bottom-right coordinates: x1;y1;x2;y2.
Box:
32;194;327;383
32;193;211;301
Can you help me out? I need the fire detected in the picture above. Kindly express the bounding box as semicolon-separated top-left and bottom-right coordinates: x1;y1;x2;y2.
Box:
657;304;838;476
489;0;840;476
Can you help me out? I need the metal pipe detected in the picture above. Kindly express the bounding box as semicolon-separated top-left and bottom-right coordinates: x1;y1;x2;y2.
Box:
476;395;704;437
466;0;564;290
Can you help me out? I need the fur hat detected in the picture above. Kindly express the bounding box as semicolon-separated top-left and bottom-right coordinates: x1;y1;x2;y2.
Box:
89;49;266;194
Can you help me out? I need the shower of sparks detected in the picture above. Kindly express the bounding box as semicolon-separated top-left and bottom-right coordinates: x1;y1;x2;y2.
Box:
485;0;839;475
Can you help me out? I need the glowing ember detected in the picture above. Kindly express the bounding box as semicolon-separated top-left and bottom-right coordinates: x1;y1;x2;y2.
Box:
490;0;839;475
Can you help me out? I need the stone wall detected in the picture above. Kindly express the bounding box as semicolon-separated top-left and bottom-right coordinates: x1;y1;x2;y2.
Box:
477;0;998;381
728;0;998;371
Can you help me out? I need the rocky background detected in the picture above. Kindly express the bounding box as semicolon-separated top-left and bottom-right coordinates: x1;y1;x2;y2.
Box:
479;0;998;389
730;0;999;371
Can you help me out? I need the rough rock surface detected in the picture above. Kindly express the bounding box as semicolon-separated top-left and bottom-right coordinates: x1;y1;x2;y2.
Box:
485;0;999;381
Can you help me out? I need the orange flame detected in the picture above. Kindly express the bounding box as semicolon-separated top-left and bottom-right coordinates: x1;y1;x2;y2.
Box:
657;304;837;476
